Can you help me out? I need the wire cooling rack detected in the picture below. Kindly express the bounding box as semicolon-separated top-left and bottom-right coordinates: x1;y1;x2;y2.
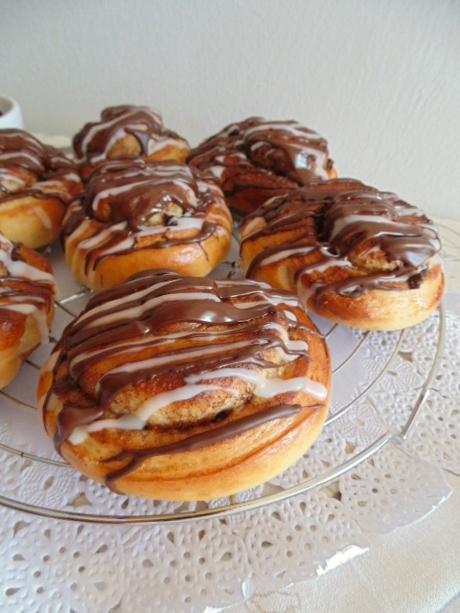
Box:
0;238;445;524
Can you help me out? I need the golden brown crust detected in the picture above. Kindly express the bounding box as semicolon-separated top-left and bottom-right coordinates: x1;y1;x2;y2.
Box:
39;272;330;501
0;237;56;389
241;180;444;331
0;129;82;248
62;160;233;290
54;400;328;501
0;195;69;250
188;117;336;215
250;262;444;332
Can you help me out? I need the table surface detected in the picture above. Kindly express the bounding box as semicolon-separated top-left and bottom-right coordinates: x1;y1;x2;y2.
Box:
222;216;460;613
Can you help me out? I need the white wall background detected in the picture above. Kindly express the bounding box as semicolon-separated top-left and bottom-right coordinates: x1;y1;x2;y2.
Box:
1;0;459;217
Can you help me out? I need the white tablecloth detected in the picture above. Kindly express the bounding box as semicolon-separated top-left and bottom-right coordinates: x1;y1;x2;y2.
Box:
223;477;459;612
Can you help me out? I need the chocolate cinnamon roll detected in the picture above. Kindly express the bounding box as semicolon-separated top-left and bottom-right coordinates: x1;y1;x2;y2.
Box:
62;160;232;290
38;271;330;501
73;105;190;178
188;117;336;215
240;179;444;331
0;233;56;388
0;129;82;248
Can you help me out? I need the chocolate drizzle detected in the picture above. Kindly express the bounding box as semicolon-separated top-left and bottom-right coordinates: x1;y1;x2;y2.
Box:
43;271;327;487
0;130;47;175
73;105;189;163
0;128;81;206
62;160;231;279
188;117;335;213
53;272;303;409
0;235;55;348
80;159;213;228
241;179;441;301
104;404;305;487
54;405;104;450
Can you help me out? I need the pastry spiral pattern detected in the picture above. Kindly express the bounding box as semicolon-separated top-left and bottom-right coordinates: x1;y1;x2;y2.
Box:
62;159;233;290
0;233;56;388
240;179;444;331
188;117;336;214
0;129;82;248
38;271;330;501
73;105;190;174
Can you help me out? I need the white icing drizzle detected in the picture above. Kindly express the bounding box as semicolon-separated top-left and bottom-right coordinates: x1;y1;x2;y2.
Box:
240;216;264;239
69;414;145;445
0;151;41;166
260;246;315;267
66;218;93;271
0;169;25;187
32;206;53;230
97;339;261;392
136;215;205;236
68;328;244;373
89;291;221;330
264;322;309;352
63;202;88;234
147;136;187;155
67;214;208;281
208;165;226;179
91;170;198;214
186;368;327;401
257;292;299;308
56;272;326;446
0;245;54;284
300;257;352;275
76;107;170;162
78;222;128;251
244;122;322;140
329;214;393;240
69;362;325;445
293;254;353;305
0;302;49;342
68;315;307;377
190;118;332;186
0;237;54;343
76;278;177;325
80;111;158;158
296;276;319;305
68;384;227;444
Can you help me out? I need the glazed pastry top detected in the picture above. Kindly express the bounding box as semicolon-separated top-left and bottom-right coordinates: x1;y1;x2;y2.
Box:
0;234;56;342
79;159;222;229
0;129;80;202
242;179;441;298
46;271;327;482
73;105;189;163
189;117;334;186
62;160;231;276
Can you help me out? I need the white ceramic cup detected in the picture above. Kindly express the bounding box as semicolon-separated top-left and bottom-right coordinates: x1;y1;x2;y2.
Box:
0;96;24;129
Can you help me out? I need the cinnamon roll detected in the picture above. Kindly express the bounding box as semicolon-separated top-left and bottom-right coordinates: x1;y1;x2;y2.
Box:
73;105;190;178
38;271;330;501
0;129;82;248
240;179;444;331
62;160;232;290
188;117;336;215
0;233;56;389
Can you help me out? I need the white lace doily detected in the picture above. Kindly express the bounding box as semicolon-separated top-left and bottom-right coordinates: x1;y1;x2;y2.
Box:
1;226;458;611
